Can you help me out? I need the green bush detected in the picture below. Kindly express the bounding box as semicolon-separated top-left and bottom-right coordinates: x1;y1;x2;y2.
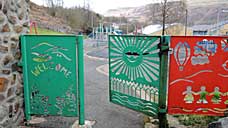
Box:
175;115;220;127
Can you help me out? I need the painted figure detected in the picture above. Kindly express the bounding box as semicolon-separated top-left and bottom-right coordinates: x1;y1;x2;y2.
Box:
210;87;222;104
182;86;195;103
197;86;208;104
223;92;228;104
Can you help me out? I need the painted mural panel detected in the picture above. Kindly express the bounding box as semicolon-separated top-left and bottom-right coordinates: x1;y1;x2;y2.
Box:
168;36;228;116
21;35;78;117
109;35;161;116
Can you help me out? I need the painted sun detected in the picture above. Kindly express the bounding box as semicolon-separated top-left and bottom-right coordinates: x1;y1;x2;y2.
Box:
109;36;160;83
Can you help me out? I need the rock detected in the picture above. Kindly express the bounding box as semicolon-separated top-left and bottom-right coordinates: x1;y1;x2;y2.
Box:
219;117;228;128
2;23;10;32
0;12;5;24
7;96;16;105
208;121;222;128
13;50;21;60
13;25;23;33
10;42;17;49
11;62;19;72
14;102;20;114
0;105;8;121
3;7;7;14
0;78;7;92
13;110;23;125
1;118;12;128
22;21;29;27
0;1;2;10
2;69;11;75
71;120;96;128
16;0;24;8
0;94;5;101
8;15;17;24
144;123;158;128
9;2;17;13
3;55;13;66
15;86;23;96
10;35;19;42
29;117;47;124
208;117;228;128
11;74;16;85
8;105;13;118
3;35;10;43
7;87;15;97
0;45;8;53
15;75;22;86
18;12;24;20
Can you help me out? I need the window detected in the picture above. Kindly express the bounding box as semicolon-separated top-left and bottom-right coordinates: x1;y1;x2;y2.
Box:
193;31;208;36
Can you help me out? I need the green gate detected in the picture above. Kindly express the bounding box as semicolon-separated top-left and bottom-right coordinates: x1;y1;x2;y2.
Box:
109;35;162;116
20;35;84;124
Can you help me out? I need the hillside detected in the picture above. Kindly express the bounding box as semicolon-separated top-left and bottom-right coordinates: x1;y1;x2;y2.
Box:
29;0;228;33
30;2;102;34
104;0;228;26
30;2;72;33
187;0;228;6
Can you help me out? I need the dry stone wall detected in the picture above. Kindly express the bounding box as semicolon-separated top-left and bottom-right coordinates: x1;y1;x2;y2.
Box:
0;0;29;127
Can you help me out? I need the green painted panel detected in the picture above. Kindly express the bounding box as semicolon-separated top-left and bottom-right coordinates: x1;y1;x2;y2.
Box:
109;35;161;116
21;35;78;117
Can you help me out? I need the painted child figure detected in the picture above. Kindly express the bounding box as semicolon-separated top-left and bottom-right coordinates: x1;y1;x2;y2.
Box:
197;86;208;104
210;87;222;104
183;86;195;103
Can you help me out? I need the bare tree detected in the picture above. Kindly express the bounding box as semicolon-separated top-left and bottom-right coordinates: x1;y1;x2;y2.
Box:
45;0;64;16
161;0;168;35
148;0;187;35
46;0;64;7
81;0;93;32
161;0;187;35
41;0;102;33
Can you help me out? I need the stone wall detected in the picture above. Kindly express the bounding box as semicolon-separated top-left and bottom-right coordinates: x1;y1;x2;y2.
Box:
0;0;29;127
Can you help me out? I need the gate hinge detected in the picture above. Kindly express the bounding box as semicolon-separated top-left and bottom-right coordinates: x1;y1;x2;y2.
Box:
160;45;172;55
159;108;167;113
160;45;169;52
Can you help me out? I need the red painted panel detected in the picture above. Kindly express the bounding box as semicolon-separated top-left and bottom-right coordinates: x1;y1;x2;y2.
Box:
168;36;228;116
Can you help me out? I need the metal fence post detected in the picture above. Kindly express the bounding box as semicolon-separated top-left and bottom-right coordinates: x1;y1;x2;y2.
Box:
78;35;85;125
20;35;31;121
158;36;170;128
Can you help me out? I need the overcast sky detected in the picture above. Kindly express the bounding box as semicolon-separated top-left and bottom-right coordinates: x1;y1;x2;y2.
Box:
31;0;160;14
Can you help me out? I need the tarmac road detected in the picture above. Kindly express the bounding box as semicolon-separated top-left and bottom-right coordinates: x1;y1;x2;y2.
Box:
84;39;144;128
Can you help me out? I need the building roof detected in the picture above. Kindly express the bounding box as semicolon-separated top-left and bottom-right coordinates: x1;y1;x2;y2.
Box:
191;20;228;31
142;24;167;34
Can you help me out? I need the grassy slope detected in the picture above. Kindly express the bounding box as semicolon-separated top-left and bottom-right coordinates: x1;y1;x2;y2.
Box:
30;27;64;35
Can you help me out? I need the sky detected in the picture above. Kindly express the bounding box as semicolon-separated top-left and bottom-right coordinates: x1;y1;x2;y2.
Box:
31;0;160;14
